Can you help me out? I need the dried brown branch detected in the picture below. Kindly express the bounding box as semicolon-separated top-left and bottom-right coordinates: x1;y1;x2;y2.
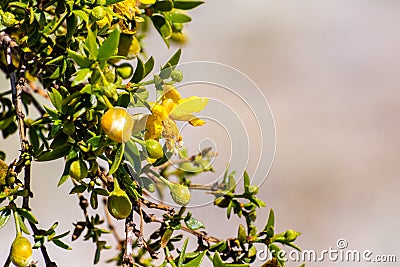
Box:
123;214;135;266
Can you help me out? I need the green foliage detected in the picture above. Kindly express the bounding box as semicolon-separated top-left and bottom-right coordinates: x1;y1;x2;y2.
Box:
0;0;303;266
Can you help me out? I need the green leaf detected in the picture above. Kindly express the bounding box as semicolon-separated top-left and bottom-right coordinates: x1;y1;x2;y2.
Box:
94;188;109;196
144;56;155;79
155;0;174;11
15;213;30;235
184;214;205;230
243;171;250;188
53;230;70;240
52;239;72;250
17;208;38;224
98;27;120;62
87;136;102;148
67;49;91;68
49;60;67;79
69;184;87;194
48;88;63;112
109;143;125;175
161;228;173;248
165;12;192;23
0;208;11;229
178;238;189;267
72;10;89;23
86;29;98;59
151;15;172;47
162;48;181;70
58;158;73;186
66;14;77;40
72;68;91;86
125;140;141;174
183;250;207;267
173;0;204;10
237;224;246;243
130;57;145;83
212;252;225;267
228;171;236;192
90;191;98;209
265;209;275;231
36;145;71;161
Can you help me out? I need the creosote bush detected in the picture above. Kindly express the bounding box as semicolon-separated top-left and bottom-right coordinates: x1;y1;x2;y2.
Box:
0;0;303;266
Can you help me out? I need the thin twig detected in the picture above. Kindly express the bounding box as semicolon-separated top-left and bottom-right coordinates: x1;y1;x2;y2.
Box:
123;214;135;265
137;200;144;248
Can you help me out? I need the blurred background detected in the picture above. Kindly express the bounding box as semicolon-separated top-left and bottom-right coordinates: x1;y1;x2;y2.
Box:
1;1;400;266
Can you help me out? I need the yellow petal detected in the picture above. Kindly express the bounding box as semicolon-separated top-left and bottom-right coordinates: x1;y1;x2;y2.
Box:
169;96;208;121
145;115;163;140
162;85;181;104
139;0;156;4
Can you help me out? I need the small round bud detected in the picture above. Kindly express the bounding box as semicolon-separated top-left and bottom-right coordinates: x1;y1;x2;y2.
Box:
101;107;134;143
10;235;32;267
285;229;300;242
153;74;163;86
171;70;183;82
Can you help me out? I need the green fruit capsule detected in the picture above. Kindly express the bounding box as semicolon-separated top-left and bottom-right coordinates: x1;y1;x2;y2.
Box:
69;159;88;181
145;139;164;159
107;179;132;220
10;235;32;267
158;176;191;206
168;183;191;206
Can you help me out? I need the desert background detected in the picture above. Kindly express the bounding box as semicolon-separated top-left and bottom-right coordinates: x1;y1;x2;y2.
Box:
1;1;400;266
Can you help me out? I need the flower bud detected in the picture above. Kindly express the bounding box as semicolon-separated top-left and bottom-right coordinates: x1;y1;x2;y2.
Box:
171;70;183;82
284;229;301;242
10;235;32;267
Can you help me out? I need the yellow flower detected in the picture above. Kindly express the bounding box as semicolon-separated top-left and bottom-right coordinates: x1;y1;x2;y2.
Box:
145;86;208;149
113;0;144;34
